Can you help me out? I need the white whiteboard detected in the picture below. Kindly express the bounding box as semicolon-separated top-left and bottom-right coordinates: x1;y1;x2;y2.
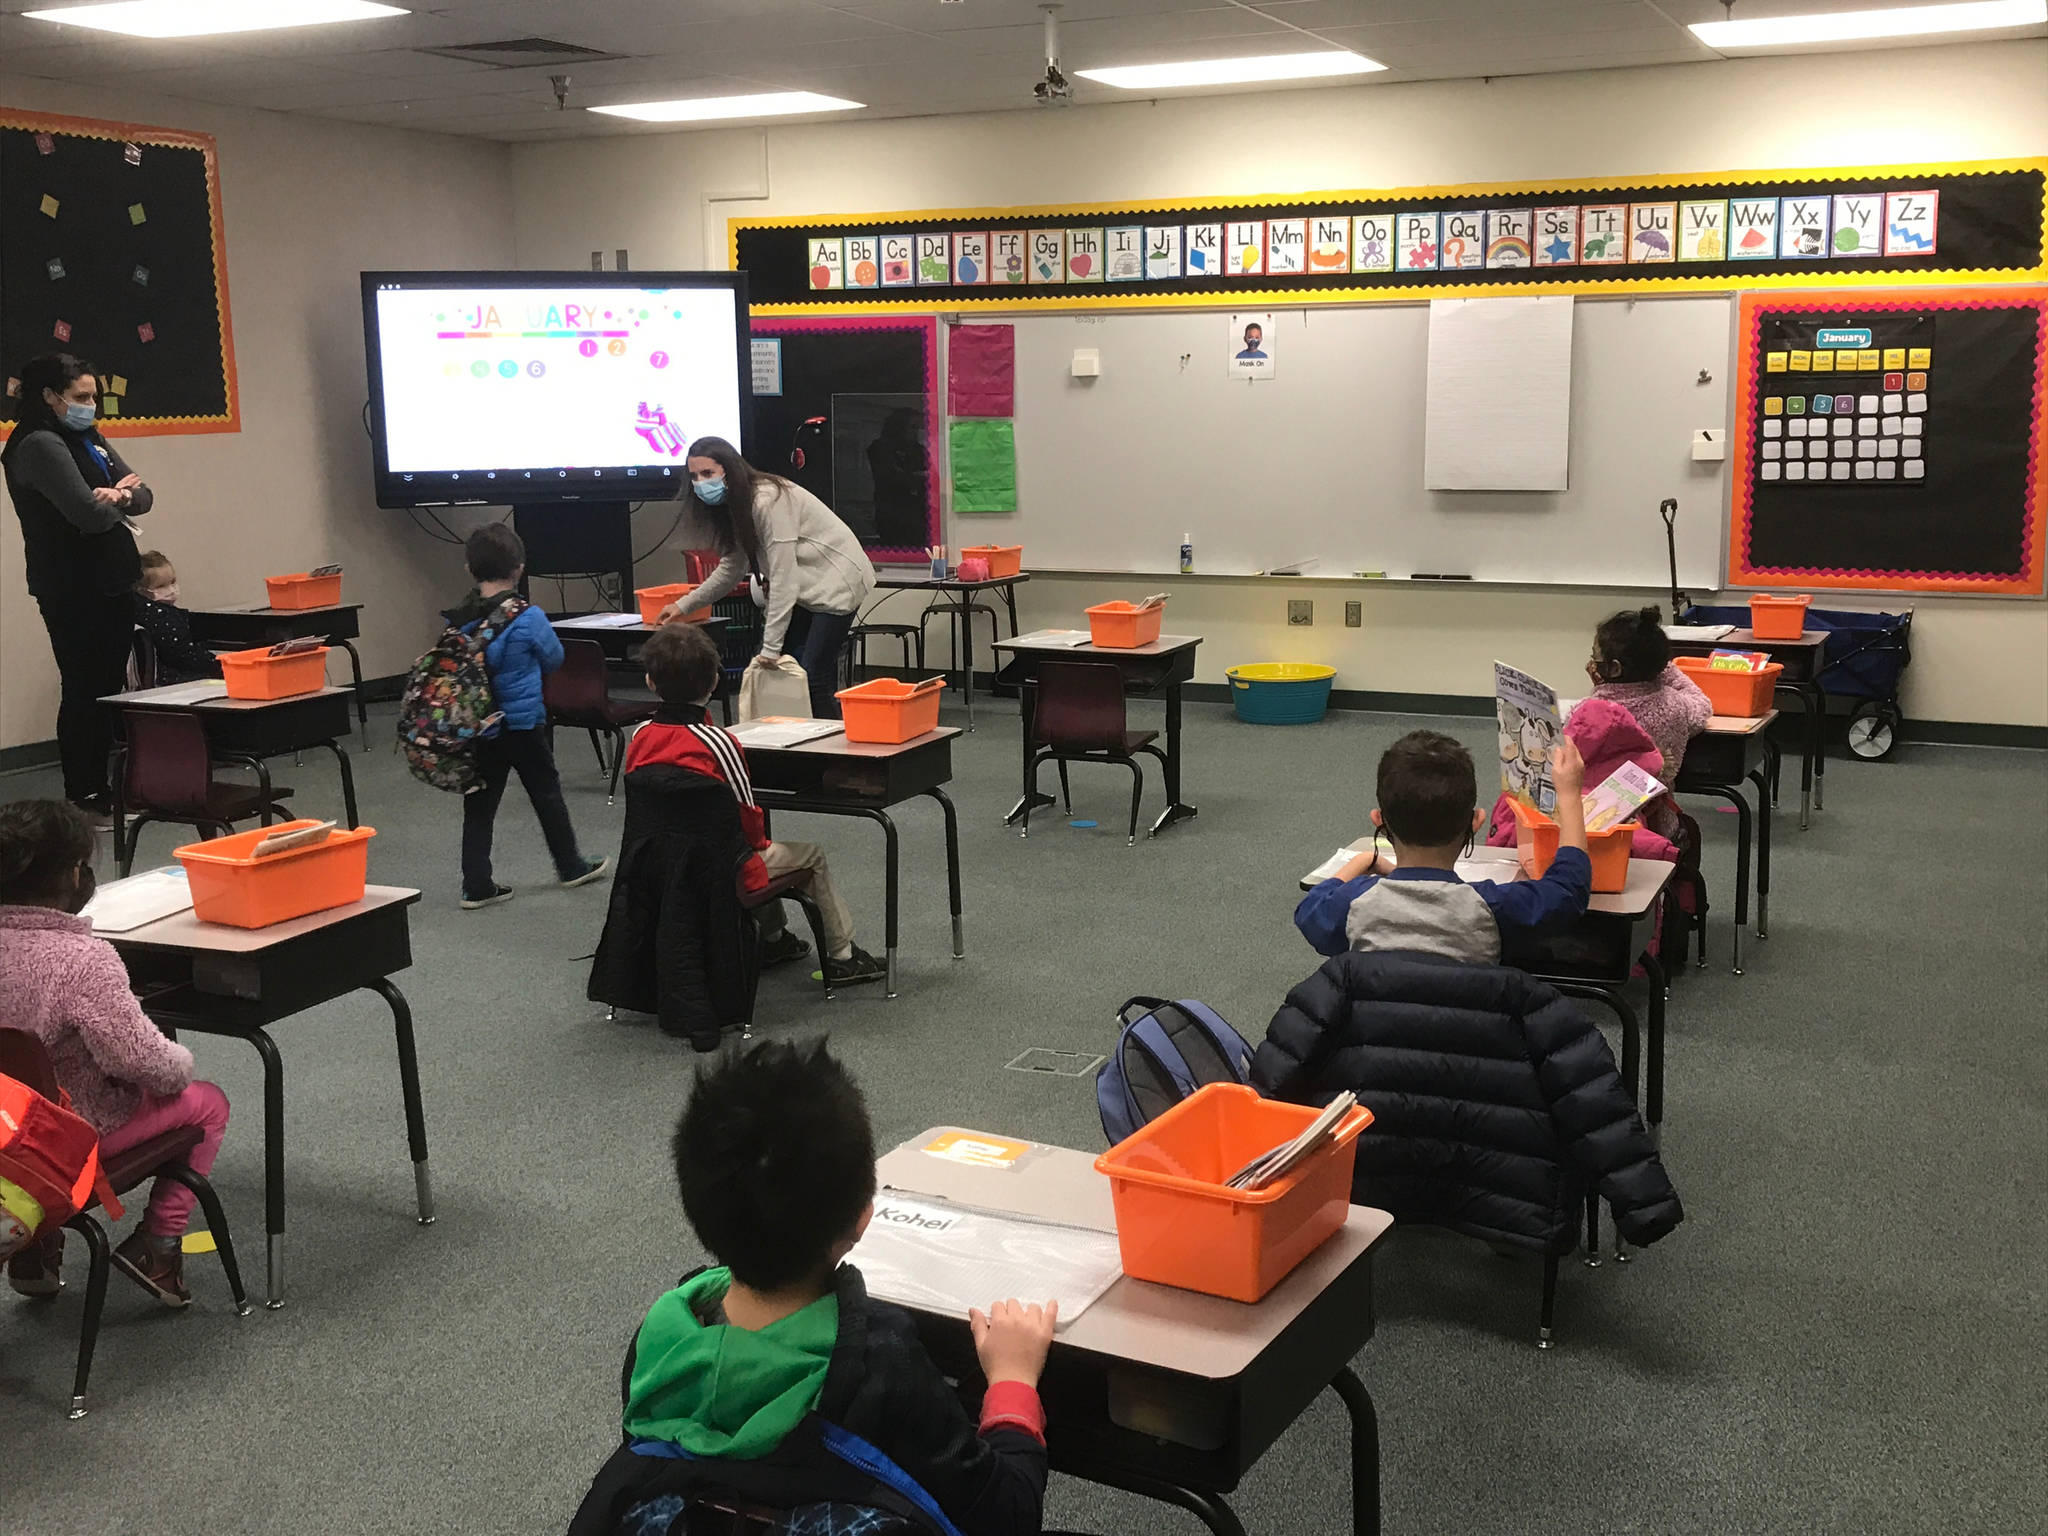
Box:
1424;297;1574;492
946;297;1731;587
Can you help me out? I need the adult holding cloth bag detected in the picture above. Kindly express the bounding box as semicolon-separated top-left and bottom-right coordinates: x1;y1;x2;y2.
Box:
657;436;875;719
2;354;154;816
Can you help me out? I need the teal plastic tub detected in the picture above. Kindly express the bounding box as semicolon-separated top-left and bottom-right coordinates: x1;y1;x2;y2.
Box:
1227;663;1336;725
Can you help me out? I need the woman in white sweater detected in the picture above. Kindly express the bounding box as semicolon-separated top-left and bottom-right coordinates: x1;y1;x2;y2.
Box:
660;436;876;718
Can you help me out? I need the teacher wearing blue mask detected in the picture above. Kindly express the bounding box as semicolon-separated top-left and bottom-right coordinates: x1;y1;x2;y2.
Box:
658;435;875;719
2;353;154;817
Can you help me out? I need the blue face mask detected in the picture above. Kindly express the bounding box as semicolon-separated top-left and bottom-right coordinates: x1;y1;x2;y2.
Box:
695;476;727;505
63;402;96;431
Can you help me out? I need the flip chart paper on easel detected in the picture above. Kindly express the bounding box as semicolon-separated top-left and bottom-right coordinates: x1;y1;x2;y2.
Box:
1424;296;1575;491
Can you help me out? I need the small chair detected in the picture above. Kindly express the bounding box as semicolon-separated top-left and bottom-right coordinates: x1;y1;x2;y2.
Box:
849;621;926;679
112;710;292;877
125;627;159;692
0;1030;251;1419
544;638;660;804
737;867;835;1040
1022;662;1169;846
919;599;1002;680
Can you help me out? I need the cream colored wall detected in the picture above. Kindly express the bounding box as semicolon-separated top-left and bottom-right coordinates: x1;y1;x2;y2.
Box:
0;75;513;751
510;39;2048;727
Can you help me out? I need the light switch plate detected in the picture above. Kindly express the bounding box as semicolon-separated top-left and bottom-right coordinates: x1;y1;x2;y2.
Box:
1345;600;1362;628
1691;427;1727;461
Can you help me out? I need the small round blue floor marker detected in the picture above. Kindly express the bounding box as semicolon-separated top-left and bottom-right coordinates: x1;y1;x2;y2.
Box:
1068;819;1098;829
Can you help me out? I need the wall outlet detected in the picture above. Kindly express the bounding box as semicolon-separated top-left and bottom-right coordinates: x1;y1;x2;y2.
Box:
1288;599;1312;626
1345;600;1362;628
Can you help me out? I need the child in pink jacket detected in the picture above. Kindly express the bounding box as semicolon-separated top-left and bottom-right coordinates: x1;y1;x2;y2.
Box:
1584;607;1712;835
0;799;229;1307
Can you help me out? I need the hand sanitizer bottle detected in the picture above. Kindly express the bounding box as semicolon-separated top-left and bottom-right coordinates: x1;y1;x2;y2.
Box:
1179;534;1193;575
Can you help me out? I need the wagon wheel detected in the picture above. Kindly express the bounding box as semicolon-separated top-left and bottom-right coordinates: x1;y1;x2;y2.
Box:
1845;700;1898;761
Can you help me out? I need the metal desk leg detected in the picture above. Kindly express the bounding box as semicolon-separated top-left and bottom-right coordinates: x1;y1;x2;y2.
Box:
337;639;370;751
1749;763;1773;940
956;592;975;730
925;787;964;959
371;979;435;1225
1000;581;1021;637
246;1026;287;1308
1330;1366;1382;1536
1067;1470;1250;1536
1807;682;1826;814
326;741;361;829
835;807;902;997
1149;680;1199;836
1698;784;1753;974
1643;951;1668;1132
1005;680;1055;824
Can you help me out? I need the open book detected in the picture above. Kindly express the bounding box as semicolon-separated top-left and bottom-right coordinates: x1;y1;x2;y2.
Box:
1582;763;1662;833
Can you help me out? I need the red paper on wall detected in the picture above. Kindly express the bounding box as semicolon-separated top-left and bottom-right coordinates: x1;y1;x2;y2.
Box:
948;324;1014;417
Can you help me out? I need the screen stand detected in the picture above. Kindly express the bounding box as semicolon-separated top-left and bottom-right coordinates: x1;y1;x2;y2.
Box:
514;501;634;610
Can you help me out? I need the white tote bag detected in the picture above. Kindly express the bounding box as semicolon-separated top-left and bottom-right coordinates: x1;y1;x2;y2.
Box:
738;653;813;720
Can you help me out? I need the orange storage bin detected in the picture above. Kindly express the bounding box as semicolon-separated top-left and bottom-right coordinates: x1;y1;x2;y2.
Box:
1095;1083;1371;1304
264;572;342;610
174;821;375;929
1748;593;1812;640
634;584;712;625
836;676;946;744
1674;655;1782;717
219;645;329;701
1509;799;1637;893
958;544;1023;579
1086;600;1164;650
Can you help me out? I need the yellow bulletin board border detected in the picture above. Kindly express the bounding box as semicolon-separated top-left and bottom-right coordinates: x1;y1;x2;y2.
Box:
0;107;239;437
731;157;2048;315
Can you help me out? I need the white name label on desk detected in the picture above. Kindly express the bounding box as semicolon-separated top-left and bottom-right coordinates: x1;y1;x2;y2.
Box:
136;679;231;705
83;867;194;933
852;1197;1124;1331
1010;628;1093;648
729;718;845;748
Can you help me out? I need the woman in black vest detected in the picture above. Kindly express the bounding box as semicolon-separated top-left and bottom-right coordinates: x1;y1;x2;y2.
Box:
2;354;154;814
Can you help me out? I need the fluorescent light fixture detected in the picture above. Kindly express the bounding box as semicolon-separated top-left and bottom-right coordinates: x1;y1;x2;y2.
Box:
1690;0;2045;49
23;0;408;37
589;92;864;124
1075;50;1385;90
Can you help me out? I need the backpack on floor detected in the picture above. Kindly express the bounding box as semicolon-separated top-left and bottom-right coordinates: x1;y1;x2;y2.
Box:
1;1073;121;1261
396;594;526;793
1096;996;1257;1144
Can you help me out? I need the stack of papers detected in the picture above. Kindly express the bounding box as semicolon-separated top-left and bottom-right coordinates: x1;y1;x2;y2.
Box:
140;680;229;705
1664;623;1734;642
850;1195;1122;1331
555;612;646;630
1011;628;1093;648
730;718;844;748
1225;1093;1359;1190
82;867;194;933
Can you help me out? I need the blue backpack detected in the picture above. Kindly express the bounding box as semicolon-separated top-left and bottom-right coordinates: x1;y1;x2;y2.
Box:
1097;995;1257;1144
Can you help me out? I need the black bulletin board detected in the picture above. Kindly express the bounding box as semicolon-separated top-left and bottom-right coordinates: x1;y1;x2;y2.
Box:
748;315;940;563
0;109;237;436
1730;288;2046;596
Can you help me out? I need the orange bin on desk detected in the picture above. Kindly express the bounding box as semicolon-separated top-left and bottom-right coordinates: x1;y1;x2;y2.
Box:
836;676;945;744
174;821;375;929
1095;1082;1372;1304
219;645;328;701
957;544;1022;579
634;584;712;625
1674;655;1782;717
264;572;342;610
1086;601;1164;650
1748;593;1812;640
1509;799;1637;893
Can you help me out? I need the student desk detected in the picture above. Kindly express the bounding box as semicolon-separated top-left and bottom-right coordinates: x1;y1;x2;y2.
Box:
1299;845;1675;1127
992;633;1202;837
100;681;361;831
875;1130;1393;1536
869;572;1030;727
1674;712;1777;976
1667;629;1827;829
105;886;433;1309
744;726;963;999
550;612;732;666
183;603;370;750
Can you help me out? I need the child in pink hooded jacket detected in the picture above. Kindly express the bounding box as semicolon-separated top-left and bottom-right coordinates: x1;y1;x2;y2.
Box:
1582;607;1712;834
1;799;228;1308
1488;699;1680;858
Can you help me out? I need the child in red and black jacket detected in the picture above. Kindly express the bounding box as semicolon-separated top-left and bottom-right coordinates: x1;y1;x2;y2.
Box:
627;621;882;987
569;1040;1061;1536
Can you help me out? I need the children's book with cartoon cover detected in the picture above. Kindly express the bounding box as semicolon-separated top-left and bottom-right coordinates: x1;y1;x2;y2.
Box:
1495;661;1561;813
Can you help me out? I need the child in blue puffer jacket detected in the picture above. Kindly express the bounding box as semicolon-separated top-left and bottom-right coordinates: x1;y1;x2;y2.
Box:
452;523;607;910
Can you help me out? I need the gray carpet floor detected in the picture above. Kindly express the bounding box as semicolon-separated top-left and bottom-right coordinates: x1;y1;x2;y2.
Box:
3;694;2044;1535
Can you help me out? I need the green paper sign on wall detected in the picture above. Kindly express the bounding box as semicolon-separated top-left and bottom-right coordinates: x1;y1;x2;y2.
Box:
949;418;1016;513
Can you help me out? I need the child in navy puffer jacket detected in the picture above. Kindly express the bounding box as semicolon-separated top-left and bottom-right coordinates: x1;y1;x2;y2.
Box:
452;523;607;910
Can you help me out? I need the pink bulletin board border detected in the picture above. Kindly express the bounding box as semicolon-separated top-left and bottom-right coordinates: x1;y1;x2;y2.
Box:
748;312;942;566
1728;287;2048;597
